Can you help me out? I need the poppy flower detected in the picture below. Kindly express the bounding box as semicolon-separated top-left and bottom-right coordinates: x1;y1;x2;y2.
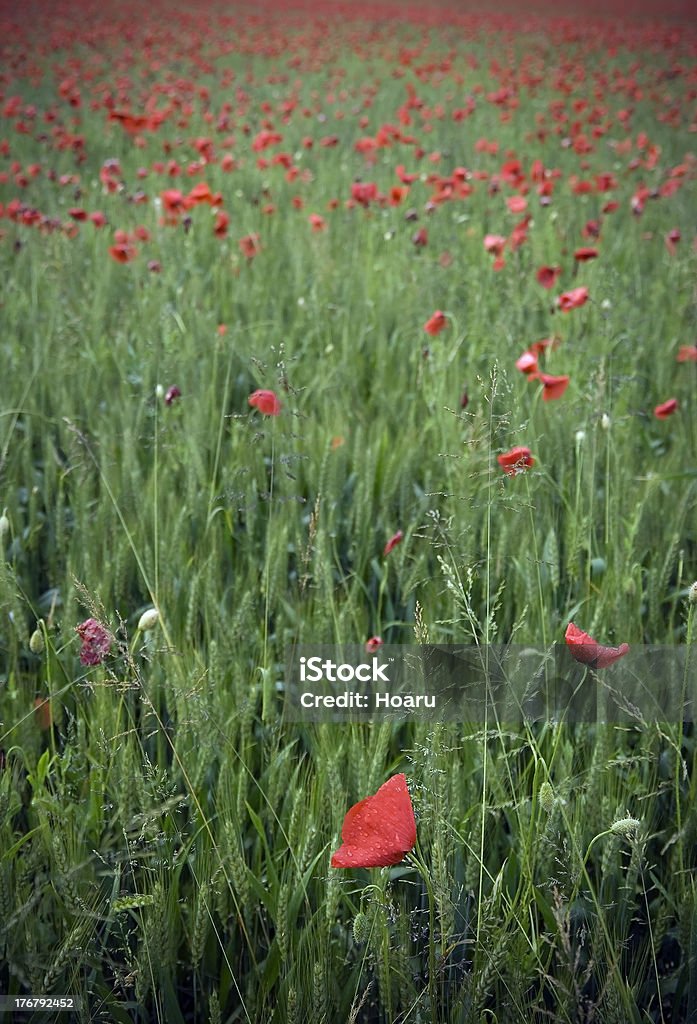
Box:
516;351;538;376
239;233;261;259
423;310;447;336
365;636;383;654
309;213;326;232
574;247;599;261
109;241;138;263
676;345;697;362
76;618;112;666
384;530;404;556
164;385;181;406
536;265;561;289
538;373;570;401
557;286;589;311
564;622;629;668
330;774;416;868
497;446;534;475
654;398;678;419
248;389;281;416
484;234;506;256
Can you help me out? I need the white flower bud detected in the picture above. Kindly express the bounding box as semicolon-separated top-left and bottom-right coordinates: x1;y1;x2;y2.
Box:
0;509;9;539
610;816;641;839
137;608;159;632
689;581;697;605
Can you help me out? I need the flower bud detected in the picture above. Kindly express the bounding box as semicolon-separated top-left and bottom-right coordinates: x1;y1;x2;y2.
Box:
0;509;9;539
610;816;641;840
352;911;370;944
29;625;45;654
689;581;697;605
137;607;159;632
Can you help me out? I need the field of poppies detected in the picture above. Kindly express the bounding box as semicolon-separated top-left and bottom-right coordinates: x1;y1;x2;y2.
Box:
1;0;696;1020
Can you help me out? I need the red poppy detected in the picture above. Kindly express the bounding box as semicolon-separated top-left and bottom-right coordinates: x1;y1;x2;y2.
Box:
365;636;383;654
384;530;404;556
248;389;281;416
213;210;229;237
76;618;112;666
108;242;137;263
423;310;447;336
539;373;570;401
676;345;697;362
239;233;261;259
557;286;589;311
165;385;181;406
331;774;416;869
309;213;326;232
484;234;506;256
564;622;629;669
654;398;678;419
516;351;538;376
574;247;599;261
497;446;534;475
536;265;561;289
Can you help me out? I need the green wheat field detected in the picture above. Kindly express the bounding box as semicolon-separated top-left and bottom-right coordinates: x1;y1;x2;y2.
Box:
0;0;696;1020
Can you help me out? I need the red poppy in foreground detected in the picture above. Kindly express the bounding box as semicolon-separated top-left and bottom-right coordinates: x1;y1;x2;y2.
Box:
654;398;678;419
677;346;697;362
497;446;534;475
423;310;447;335
76;618;112;666
365;635;383;654
331;774;416;868
565;622;629;668
384;529;404;556
248;389;281;416
557;286;589;311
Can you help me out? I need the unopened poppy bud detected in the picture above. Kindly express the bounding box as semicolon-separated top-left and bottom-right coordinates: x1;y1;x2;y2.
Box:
29;625;45;655
137;607;159;632
600;413;611;430
0;509;9;539
610;816;641;840
539;781;555;814
688;581;697;604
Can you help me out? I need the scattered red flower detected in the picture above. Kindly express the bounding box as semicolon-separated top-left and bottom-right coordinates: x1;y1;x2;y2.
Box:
383;530;404;556
574;247;599;261
564;622;629;669
677;346;697;363
365;636;383;654
539;373;570;401
497;446;534;475
330;774;416;869
536;265;561;289
165;385;181;406
654;398;678;419
423;310;447;336
248;389;281;416
557;286;589;311
516;351;538;376
76;618;112;666
239;233;261;259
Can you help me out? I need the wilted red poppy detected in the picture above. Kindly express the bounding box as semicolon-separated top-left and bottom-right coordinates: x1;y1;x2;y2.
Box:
331;774;416;868
248;389;281;416
76;618;112;666
536;265;561;289
557;286;589;311
654;398;678;419
676;346;697;362
365;636;383;654
565;622;629;668
423;310;446;335
539;373;570;401
497;446;534;475
384;530;404;556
